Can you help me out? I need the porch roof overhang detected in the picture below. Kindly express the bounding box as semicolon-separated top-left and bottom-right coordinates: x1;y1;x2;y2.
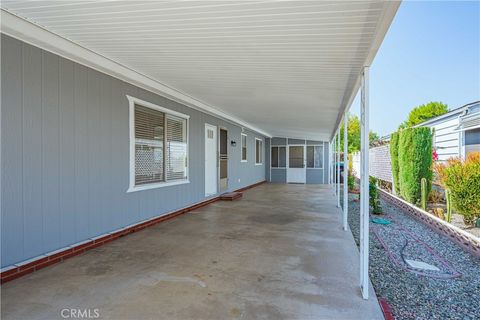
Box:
0;1;399;141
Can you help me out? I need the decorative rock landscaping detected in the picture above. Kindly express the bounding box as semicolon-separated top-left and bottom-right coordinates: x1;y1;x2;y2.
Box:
347;193;480;320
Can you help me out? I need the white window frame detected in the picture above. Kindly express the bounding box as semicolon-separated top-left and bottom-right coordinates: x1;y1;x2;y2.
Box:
270;145;287;169
241;133;248;162
255;138;263;165
127;95;190;193
306;144;324;169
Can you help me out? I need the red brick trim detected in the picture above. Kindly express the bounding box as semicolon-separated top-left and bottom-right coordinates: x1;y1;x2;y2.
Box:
0;181;266;284
378;297;395;320
378;188;480;259
234;180;266;192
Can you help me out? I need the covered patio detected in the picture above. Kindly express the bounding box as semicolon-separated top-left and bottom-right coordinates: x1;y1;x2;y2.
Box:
1;184;381;320
1;1;401;318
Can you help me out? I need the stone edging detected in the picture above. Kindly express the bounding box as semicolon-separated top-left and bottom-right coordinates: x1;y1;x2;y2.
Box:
378;188;480;259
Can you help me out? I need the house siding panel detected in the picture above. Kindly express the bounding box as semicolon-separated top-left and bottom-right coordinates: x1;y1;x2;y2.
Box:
306;169;323;184
265;138;271;181
1;35;266;267
271;169;287;183
271;137;287;146
1;35;24;264
424;116;461;162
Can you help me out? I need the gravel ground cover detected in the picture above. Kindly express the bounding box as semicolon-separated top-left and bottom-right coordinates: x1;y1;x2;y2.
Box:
346;193;480;320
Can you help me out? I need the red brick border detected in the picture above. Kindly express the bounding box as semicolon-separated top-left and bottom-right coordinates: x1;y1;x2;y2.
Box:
378;188;480;259
378;298;395;320
0;181;266;284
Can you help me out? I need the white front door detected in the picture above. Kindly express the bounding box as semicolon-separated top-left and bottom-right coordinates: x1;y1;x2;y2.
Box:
287;145;306;183
205;124;218;196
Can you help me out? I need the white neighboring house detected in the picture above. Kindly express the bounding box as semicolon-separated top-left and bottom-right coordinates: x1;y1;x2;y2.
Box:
416;101;480;162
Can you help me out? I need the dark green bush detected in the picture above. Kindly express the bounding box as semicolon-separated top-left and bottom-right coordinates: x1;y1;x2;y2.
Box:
398;127;433;205
390;131;400;194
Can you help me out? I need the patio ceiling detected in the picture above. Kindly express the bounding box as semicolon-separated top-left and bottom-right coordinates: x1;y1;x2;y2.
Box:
0;1;399;140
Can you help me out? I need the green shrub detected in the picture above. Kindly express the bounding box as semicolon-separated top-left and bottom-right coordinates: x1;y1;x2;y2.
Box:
398;127;433;205
348;174;355;191
421;177;428;210
390;131;400;194
369;176;382;214
435;153;480;226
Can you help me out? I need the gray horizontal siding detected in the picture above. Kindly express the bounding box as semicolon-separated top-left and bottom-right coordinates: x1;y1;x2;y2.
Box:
288;138;306;145
306;169;323;184
1;35;266;267
271;169;287;183
271;137;287;146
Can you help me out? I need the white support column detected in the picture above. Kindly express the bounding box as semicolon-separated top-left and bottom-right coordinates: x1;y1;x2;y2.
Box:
329;141;333;185
359;66;370;300
332;138;336;191
336;128;340;207
343;113;349;231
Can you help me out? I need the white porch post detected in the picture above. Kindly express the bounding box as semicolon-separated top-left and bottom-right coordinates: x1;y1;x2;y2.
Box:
336;128;340;207
359;66;370;299
332;138;336;191
329;141;333;185
343;113;349;231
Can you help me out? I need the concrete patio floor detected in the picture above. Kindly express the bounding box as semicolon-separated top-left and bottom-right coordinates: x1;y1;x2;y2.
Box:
1;183;383;320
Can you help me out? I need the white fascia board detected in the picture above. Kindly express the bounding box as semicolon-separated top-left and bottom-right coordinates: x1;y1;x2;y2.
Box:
0;9;272;138
330;1;401;141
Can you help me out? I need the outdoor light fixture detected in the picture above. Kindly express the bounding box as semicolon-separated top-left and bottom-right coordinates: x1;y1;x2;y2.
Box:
231;140;237;147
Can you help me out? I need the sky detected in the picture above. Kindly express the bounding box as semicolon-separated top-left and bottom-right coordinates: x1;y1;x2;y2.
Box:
349;0;480;137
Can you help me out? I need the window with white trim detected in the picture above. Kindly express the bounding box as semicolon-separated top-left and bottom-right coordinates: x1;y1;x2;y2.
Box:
271;146;286;168
306;145;324;168
241;133;247;162
129;96;189;191
255;138;263;165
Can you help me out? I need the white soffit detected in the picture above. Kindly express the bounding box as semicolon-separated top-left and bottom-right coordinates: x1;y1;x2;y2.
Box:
0;1;400;141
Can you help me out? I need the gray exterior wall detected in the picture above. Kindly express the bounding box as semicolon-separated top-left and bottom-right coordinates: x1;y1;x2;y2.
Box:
1;35;266;267
265;138;271;181
271;137;287;146
266;137;329;184
271;169;287;183
465;128;480;145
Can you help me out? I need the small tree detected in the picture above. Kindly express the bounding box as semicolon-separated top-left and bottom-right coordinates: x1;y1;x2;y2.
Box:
401;102;448;128
338;114;381;152
398;127;433;205
435;153;480;226
369;176;382;214
390;131;400;194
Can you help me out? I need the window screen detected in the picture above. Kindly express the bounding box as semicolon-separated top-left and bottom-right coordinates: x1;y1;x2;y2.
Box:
271;147;279;167
271;146;286;168
307;145;323;168
166;115;187;181
289;146;304;168
255;139;263;164
134;104;188;187
279;146;286;167
135;105;165;185
241;134;247;161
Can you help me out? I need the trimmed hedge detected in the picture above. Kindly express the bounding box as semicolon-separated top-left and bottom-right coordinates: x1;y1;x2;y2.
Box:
398;127;433;205
390;131;400;194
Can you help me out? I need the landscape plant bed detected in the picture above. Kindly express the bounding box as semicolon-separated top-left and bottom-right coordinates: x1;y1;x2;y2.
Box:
378;189;480;257
347;194;480;320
